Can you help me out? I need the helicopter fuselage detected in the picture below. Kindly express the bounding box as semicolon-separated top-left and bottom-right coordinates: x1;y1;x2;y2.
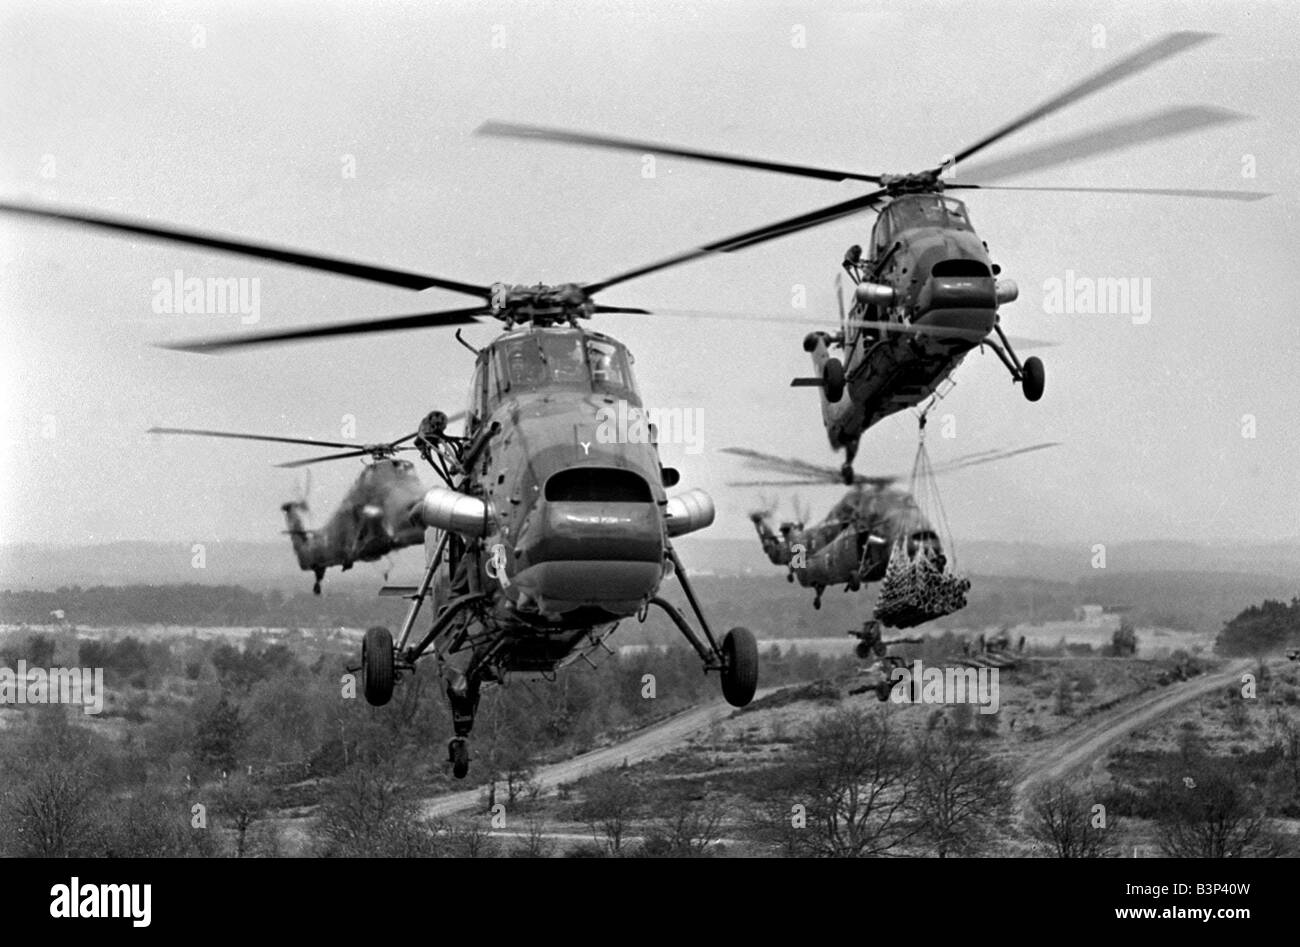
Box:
807;193;1014;460
752;485;941;596
283;458;428;582
426;322;708;678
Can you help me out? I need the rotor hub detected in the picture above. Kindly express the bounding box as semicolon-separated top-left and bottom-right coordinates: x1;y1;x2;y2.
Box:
879;170;945;194
489;281;594;326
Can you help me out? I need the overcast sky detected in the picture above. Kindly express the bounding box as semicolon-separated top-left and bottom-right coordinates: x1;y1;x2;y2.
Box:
2;0;1297;553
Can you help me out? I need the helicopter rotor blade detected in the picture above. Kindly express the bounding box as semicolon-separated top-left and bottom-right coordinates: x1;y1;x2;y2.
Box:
161;307;490;353
720;447;845;483
275;446;418;469
477;120;885;184
927;441;1061;475
731;479;841;488
276;450;373;469
947;183;1267;202
724;441;1061;488
949;31;1217;168
953;106;1251;186
593;304;653;314
586;189;889;293
0;202;493;297
149;426;361;451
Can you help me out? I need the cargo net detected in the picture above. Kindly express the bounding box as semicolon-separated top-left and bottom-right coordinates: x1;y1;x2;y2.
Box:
873;435;971;629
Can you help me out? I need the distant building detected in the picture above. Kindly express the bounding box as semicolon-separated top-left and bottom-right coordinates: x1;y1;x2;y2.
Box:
1075;604;1106;624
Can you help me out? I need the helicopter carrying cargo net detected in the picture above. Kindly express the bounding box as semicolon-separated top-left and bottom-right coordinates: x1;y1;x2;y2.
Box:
873;418;971;629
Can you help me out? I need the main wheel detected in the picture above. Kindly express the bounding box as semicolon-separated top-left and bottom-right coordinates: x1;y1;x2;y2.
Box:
1021;356;1045;402
362;626;395;706
823;357;846;403
720;627;759;708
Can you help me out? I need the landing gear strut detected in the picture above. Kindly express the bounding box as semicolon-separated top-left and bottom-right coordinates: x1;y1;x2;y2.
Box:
644;545;760;708
986;323;1046;402
446;668;482;779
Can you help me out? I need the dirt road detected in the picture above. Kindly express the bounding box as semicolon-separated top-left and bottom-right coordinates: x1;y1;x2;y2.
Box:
1015;659;1252;796
418;658;1255;820
421;692;770;818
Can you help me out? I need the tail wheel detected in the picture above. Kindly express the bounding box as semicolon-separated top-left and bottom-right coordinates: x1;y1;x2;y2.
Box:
1021;356;1045;402
362;626;395;706
449;738;470;779
823;357;846;403
720;627;759;708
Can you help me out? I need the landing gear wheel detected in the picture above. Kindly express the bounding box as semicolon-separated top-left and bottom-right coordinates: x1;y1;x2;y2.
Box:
361;626;394;706
823;357;846;403
448;738;470;779
720;627;759;708
840;462;855;486
1021;356;1045;402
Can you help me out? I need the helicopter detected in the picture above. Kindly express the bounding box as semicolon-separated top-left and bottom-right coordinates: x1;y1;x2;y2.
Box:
0;199;837;779
478;31;1269;484
725;441;1058;611
147;423;460;594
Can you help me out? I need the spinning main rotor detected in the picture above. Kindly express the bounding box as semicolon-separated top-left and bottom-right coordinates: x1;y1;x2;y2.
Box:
0;31;1266;360
479;30;1266;242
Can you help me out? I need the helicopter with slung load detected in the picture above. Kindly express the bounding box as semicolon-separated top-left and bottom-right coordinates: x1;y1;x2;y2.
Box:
478;30;1269;484
725;440;1058;610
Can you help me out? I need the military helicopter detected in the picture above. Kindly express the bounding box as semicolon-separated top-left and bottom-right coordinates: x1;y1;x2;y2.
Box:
725;441;1058;610
0;201;808;779
479;31;1269;484
148;422;460;594
728;439;1055;696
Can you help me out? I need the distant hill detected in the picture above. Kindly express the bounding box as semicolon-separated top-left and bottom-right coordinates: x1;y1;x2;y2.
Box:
3;537;1298;591
1;537;1295;636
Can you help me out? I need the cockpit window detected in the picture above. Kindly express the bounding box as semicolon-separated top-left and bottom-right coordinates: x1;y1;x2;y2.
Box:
944;198;972;228
494;331;639;400
540;332;588;383
885;196;973;234
587;339;626;389
500;337;551;390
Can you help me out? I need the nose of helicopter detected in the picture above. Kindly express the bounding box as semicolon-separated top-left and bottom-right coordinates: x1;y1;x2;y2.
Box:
908;231;999;345
510;466;666;615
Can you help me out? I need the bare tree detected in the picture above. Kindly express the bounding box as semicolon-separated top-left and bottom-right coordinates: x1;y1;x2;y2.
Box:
214;774;273;857
577;770;643;856
6;763;100;857
1026;780;1114;857
445;818;496;858
909;721;1013;857
742;783;806;857
311;762;438;857
780;706;915;857
648;797;727;857
1154;759;1281;858
510;817;554;858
